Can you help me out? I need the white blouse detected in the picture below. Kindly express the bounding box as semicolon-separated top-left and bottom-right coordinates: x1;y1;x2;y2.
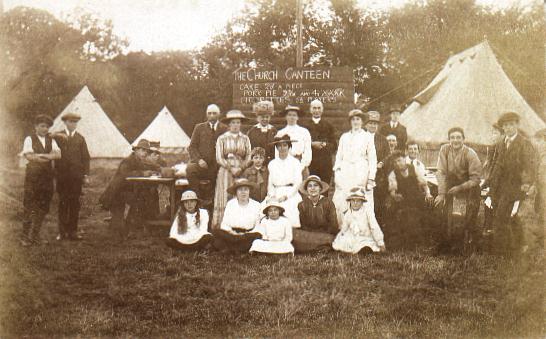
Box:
275;124;312;167
220;198;262;232
255;216;293;242
333;129;377;180
169;209;210;244
267;155;303;199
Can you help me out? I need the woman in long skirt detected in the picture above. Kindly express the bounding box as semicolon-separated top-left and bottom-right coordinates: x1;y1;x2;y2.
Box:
211;110;252;228
332;109;377;224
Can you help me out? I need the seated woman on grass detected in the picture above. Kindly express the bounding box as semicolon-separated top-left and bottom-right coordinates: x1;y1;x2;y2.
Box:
250;199;294;255
212;178;262;253
332;187;386;255
294;175;338;253
167;190;212;251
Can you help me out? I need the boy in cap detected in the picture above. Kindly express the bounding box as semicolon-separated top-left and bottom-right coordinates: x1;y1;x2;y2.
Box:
20;114;61;246
99;139;155;240
51;111;90;241
247;101;277;164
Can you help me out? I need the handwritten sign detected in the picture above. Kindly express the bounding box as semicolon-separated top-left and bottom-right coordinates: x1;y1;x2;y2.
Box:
232;67;354;122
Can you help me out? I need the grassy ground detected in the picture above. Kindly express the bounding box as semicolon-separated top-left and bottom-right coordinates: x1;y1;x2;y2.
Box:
0;167;543;338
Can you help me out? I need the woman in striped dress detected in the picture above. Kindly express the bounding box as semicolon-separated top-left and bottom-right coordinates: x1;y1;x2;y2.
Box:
212;110;252;228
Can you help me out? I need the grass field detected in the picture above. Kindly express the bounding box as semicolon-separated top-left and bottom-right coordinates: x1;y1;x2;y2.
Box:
0;167;543;338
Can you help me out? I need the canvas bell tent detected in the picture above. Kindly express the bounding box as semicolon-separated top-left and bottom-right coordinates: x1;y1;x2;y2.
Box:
400;41;545;165
132;106;190;153
51;86;131;165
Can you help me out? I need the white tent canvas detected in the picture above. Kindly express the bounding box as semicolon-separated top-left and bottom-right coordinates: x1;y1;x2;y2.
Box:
400;41;545;145
51;86;131;158
132;106;190;153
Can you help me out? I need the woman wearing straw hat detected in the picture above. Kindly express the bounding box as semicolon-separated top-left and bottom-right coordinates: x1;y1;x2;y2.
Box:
332;109;377;224
293;175;338;253
167;190;212;251
211;110;252;229
266;134;303;227
249;198;294;255
332;187;385;254
212;178;262;253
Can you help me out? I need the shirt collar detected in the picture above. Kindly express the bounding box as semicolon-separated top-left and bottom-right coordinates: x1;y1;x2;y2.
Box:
312;117;321;124
65;128;76;137
505;133;517;143
255;123;273;132
391;121;398;128
209;121;218;129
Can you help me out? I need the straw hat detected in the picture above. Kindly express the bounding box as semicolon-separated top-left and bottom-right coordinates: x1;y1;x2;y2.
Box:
348;109;366;120
262;198;285;215
227;178;256;195
221;110;249;124
253;101;274;116
180;190;199;202
279;104;303;117
345;187;367;201
299;175;330;195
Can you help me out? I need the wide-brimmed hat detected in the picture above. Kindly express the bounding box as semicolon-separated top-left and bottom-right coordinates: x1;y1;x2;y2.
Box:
262;198;285;215
221;110;249;124
253;101;274;116
348;109;366;120
497;112;520;126
149;141;161;153
227;178;256;195
299;175;330;195
279;105;303;117
34;114;53;127
388;104;403;114
133;139;151;151
61;112;81;121
269;134;297;147
180;190;199;202
365;110;381;123
346;187;367;201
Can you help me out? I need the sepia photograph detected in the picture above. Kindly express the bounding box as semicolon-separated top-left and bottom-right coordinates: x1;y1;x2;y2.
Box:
0;0;544;337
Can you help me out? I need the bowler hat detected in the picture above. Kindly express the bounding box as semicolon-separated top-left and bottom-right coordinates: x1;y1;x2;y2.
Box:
279;105;303;117
221;110;249;124
299;175;330;195
497;112;520;126
61;112;81;121
388;104;403;114
133;139;151;151
253;101;274;116
34;114;53;127
227;178;256;196
262;198;285;215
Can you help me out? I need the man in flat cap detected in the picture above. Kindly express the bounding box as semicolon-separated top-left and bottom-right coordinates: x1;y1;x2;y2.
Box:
186;104;228;201
51;112;90;241
304;99;337;186
247;101;277;164
380;104;407;151
487;112;537;256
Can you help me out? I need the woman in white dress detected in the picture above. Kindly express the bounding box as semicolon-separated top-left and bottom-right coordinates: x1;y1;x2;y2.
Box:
167;190;212;251
266;134;303;227
250;199;294;254
332;187;386;254
332;109;377;224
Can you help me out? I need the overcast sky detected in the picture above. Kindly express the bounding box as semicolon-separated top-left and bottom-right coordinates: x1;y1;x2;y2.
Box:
3;0;539;52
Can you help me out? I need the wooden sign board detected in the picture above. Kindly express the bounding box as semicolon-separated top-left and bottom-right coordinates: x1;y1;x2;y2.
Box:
232;67;354;129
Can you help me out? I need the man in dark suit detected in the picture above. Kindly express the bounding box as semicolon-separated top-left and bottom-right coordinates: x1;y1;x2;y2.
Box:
488;112;537;256
365;111;390;224
380;104;407;150
52;112;90;241
304;99;337;185
186;104;228;201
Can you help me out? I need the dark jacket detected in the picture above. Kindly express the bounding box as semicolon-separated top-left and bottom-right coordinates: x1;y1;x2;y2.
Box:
380;122;407;150
298;196;338;234
53;130;90;180
304;119;337;162
489;134;537;201
242;166;269;202
188;121;228;167
373;133;390;164
99;153;149;209
247;125;277;163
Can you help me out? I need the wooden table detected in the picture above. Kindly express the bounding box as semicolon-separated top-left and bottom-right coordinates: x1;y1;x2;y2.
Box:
126;176;177;225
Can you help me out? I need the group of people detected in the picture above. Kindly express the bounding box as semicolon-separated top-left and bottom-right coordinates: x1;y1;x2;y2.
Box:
20;99;545;257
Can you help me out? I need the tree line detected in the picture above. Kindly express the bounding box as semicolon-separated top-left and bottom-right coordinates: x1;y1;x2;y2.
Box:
0;0;543;158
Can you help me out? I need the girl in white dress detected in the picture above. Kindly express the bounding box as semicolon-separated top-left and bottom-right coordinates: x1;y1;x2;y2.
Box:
167;190;212;251
333;187;386;254
332;109;377;224
266;134;303;227
250;200;294;254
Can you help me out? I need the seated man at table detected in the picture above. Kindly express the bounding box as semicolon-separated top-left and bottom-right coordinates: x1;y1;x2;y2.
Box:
386;151;434;250
141;141;167;220
100;139;154;240
211;178;262;253
294;175;338;253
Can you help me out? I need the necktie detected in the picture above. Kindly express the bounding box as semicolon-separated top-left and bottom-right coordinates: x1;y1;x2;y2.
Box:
505;138;511;149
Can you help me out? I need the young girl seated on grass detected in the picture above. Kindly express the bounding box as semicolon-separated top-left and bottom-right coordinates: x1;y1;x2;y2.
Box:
167;190;212;251
332;187;386;254
249;199;294;255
